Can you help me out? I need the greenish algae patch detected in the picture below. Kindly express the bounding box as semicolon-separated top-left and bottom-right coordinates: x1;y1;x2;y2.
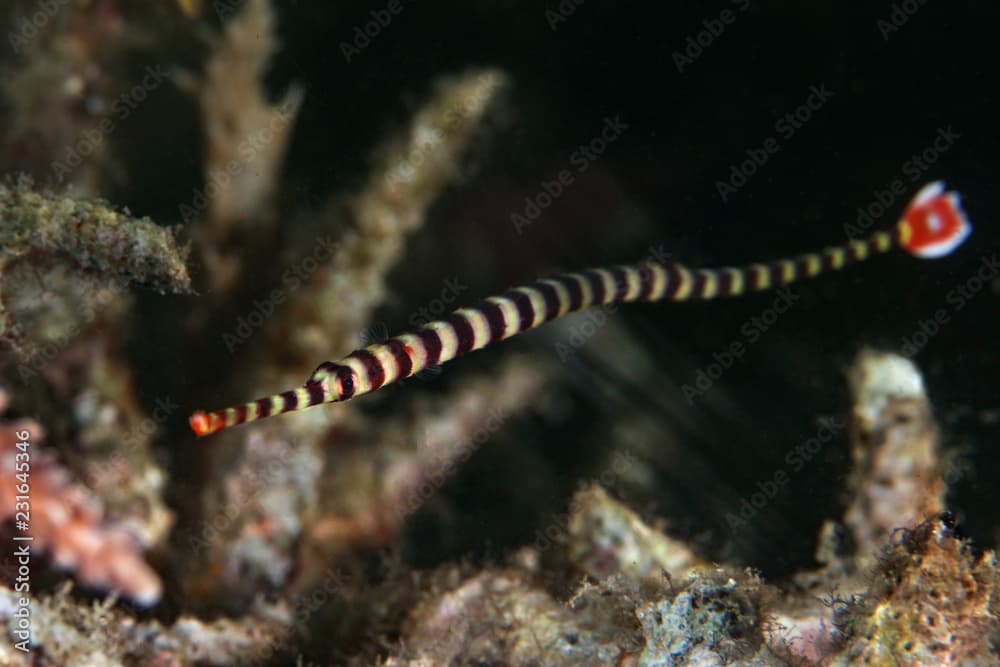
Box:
0;177;191;294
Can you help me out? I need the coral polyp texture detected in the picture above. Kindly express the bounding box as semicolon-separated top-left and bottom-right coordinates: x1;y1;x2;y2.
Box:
841;516;997;665
0;180;190;293
0;1;994;666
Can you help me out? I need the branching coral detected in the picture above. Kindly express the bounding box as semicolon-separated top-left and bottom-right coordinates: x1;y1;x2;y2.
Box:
195;0;301;229
0;178;189;392
0;9;188;619
182;60;511;611
257;67;508;373
0;176;182;576
771;350;999;664
185;0;303;294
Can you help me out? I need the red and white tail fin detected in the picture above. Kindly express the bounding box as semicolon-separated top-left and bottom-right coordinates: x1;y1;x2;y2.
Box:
899;181;972;258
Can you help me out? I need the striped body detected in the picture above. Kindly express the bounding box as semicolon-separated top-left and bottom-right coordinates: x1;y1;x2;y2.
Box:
308;229;898;401
189;182;970;437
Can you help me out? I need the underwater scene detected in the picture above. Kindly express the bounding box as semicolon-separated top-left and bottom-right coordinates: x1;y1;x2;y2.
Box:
0;0;997;664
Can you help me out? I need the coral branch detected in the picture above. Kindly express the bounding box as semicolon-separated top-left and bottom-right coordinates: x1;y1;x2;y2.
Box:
841;349;945;564
269;68;508;368
295;354;549;589
0;178;191;294
188;0;303;293
197;0;301;228
772;350;997;663
0;584;291;666
183;67;510;609
568;485;702;586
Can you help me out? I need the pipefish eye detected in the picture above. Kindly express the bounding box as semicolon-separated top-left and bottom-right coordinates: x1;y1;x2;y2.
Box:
337;371;355;398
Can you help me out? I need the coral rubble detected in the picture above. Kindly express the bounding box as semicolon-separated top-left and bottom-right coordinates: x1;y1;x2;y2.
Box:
838;516;998;665
0;584;290;666
568;484;702;587
635;572;785;667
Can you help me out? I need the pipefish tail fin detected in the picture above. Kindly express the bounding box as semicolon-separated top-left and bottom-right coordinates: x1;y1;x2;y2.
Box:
896;181;971;258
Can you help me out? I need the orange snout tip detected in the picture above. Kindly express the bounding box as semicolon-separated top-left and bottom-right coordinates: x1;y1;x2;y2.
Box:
189;411;219;437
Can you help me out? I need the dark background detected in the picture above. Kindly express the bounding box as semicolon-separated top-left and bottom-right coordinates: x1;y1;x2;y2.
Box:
141;1;998;579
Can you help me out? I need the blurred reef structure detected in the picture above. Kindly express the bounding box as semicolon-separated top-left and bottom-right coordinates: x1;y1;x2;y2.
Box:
0;0;997;665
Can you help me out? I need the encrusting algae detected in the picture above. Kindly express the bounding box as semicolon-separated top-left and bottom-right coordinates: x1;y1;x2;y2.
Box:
0;177;190;360
0;179;190;294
